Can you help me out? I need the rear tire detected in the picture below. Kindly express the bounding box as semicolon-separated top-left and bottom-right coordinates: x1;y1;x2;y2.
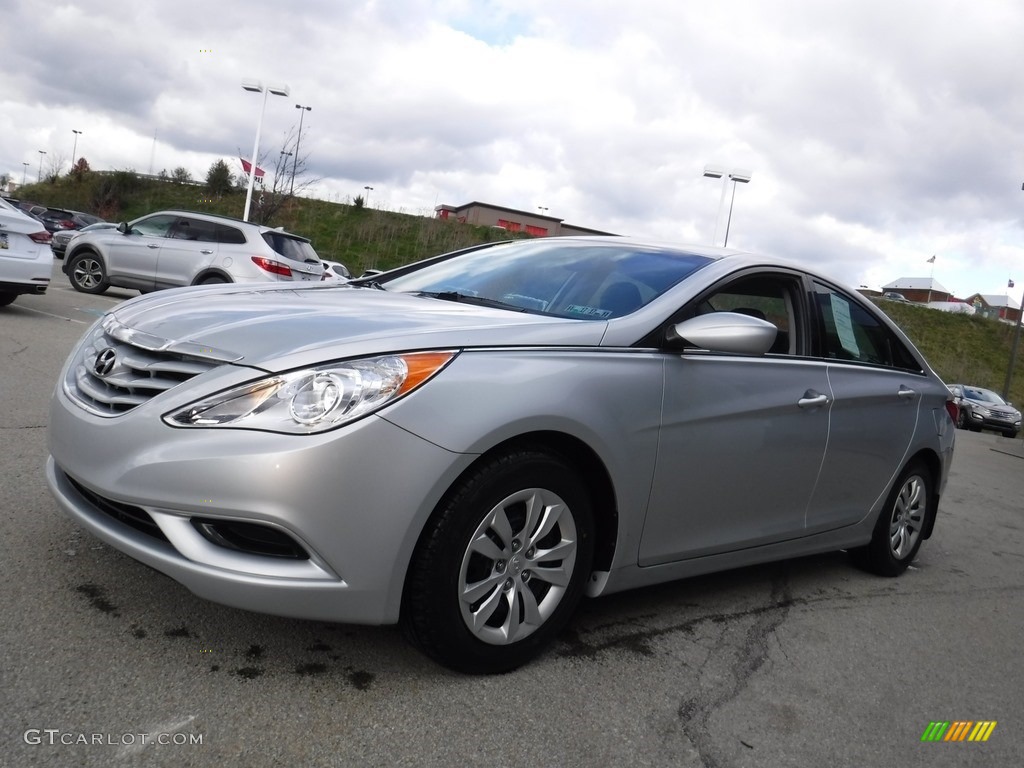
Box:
853;460;932;577
198;276;228;285
0;292;16;307
402;448;594;674
68;252;109;294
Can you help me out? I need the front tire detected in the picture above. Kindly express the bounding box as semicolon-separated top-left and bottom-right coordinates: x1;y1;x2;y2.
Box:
853;460;932;577
68;252;109;294
402;448;594;674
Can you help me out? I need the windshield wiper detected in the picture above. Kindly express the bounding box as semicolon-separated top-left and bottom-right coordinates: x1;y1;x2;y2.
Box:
416;290;528;312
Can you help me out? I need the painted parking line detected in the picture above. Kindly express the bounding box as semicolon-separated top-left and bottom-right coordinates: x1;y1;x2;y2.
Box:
10;305;91;324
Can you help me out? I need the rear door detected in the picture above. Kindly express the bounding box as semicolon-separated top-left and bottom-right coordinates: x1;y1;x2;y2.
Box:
804;282;924;532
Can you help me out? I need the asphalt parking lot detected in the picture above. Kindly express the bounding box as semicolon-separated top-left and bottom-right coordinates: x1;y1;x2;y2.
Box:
1;264;1022;767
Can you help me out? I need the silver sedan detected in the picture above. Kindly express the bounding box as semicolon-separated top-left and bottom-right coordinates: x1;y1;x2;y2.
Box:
46;237;956;673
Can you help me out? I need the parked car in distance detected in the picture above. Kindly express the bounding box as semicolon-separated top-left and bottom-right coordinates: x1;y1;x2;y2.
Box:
40;207;104;234
0;197;53;306
51;221;118;259
947;384;1020;438
321;260;351;282
47;237;956;673
882;291;910;302
63;210;325;294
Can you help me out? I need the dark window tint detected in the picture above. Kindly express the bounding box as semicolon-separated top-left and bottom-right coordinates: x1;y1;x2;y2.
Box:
813;283;921;370
262;232;319;263
216;224;246;244
170;217;219;242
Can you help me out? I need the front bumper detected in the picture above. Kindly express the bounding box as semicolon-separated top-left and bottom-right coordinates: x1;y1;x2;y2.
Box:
47;388;474;625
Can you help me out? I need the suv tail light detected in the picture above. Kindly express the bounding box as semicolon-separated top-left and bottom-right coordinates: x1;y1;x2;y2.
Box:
29;231;52;244
944;399;959;424
251;256;293;277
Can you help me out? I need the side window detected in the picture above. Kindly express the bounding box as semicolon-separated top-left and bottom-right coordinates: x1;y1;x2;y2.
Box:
681;274;800;355
215;224;246;244
130;215;178;238
170;217;218;242
812;282;921;370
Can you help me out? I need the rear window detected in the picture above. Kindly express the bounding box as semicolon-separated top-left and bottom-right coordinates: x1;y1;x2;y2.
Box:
262;232;319;263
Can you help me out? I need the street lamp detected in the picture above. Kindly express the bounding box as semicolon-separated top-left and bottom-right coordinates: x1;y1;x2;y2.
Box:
364;186;373;206
242;79;290;221
538;206;549;215
71;129;83;172
37;150;46;182
21;162;29;185
292;104;311;196
703;165;752;247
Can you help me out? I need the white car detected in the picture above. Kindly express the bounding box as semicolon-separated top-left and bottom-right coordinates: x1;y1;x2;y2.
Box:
63;210;325;294
0;198;53;307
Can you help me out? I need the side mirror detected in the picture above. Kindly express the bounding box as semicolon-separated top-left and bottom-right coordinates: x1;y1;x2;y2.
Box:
668;312;778;355
117;222;130;234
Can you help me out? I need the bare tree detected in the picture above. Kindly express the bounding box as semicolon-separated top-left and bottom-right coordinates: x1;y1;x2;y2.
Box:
250;127;320;225
44;152;68;183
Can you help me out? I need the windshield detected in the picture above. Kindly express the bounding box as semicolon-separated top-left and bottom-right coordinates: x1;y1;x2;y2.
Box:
964;387;1006;405
381;239;714;319
262;231;321;264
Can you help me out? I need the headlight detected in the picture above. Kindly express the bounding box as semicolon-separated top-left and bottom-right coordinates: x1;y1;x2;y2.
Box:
164;351;457;433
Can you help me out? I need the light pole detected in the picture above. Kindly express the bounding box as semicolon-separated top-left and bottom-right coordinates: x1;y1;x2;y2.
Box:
364;186;373;206
538;206;549;215
37;150;46;182
703;166;752;246
242;79;290;221
292;104;311;196
21;162;29;185
71;129;83;172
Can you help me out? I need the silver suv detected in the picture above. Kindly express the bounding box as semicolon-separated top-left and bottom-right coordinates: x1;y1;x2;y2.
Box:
63;210;325;294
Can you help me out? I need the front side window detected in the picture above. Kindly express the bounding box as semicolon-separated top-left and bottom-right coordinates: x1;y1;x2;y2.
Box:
813;282;921;370
130;215;178;238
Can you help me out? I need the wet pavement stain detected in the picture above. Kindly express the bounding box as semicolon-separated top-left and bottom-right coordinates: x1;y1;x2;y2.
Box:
307;641;332;652
347;668;375;690
164;626;192;638
131;626;147;639
246;644;264;660
75;584;120;617
233;667;264;680
294;663;327;676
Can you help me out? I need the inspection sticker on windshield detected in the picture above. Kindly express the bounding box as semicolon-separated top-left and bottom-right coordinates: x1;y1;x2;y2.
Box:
829;294;860;357
566;304;612;318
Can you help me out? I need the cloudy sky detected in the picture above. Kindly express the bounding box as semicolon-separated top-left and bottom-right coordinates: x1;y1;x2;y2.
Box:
3;0;1023;300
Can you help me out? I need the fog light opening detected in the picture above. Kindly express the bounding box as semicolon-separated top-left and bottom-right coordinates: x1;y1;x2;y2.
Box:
191;518;310;559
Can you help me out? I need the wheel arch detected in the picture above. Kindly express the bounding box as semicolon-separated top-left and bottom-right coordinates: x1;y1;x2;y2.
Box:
905;448;942;540
191;268;233;285
403;430;620;597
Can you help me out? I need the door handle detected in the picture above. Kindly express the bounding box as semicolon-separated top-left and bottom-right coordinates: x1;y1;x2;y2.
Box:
200;249;213;254
147;243;159;249
798;390;830;408
897;386;917;400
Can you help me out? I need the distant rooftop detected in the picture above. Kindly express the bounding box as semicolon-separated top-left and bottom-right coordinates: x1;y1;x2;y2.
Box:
882;277;950;293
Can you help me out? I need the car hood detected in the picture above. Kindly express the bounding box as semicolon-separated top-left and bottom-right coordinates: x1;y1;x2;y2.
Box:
107;283;608;371
965;398;1018;414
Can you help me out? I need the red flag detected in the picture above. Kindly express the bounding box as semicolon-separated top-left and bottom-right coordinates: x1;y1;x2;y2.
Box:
239;157;265;179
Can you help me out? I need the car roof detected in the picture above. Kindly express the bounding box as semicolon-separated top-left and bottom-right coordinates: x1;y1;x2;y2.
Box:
136;209;308;239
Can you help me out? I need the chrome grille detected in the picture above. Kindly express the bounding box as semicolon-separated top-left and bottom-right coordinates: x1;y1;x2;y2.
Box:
65;318;227;416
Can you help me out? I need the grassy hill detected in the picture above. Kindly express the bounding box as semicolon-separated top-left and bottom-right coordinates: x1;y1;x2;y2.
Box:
14;173;1024;406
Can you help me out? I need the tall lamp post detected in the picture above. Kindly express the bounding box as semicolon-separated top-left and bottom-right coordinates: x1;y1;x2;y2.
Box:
292;104;311;196
37;150;47;182
71;129;83;172
242;79;290;221
538;206;549;215
21;162;29;185
703;165;752;247
364;186;374;206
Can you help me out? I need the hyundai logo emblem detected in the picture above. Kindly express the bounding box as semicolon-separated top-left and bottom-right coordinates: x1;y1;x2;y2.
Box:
94;347;117;377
